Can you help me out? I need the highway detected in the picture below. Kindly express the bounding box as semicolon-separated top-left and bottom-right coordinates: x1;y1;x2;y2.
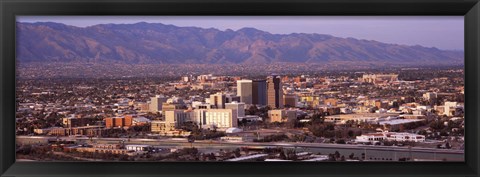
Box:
17;136;464;161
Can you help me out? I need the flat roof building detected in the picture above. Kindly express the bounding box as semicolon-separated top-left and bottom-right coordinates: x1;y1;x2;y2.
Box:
210;93;227;109
237;80;253;104
268;109;296;123
267;75;283;109
252;79;267;105
192;109;238;130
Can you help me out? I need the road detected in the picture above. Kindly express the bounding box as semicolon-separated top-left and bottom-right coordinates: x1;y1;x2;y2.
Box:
17;136;464;161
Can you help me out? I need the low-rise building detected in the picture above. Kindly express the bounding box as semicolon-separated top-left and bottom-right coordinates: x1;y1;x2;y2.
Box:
125;144;152;152
355;132;425;143
72;144;132;155
284;94;298;107
268;109;297;123
46;125;105;136
104;115;133;129
62;117;97;128
324;98;338;106
362;74;398;84
325;113;399;124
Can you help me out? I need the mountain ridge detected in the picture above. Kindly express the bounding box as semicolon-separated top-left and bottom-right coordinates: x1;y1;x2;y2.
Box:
16;22;464;65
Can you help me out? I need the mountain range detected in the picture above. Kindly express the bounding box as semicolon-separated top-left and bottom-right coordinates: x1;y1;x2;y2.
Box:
16;22;464;65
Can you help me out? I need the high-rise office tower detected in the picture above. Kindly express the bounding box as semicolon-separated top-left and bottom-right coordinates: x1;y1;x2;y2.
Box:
252;79;267;105
149;95;167;113
237;80;253;104
267;75;283;109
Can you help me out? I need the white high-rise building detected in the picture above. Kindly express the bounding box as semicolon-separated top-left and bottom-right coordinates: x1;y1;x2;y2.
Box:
237;80;253;104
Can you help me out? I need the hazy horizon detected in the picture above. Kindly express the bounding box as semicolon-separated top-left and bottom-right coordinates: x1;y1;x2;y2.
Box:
17;16;464;51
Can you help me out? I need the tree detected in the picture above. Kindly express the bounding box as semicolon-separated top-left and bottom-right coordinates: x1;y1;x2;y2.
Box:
418;130;428;135
334;151;341;159
430;120;445;130
286;118;299;129
399;124;405;132
240;119;248;126
234;148;241;157
279;151;287;160
286;149;298;160
349;153;355;159
311;111;325;124
347;130;354;138
246;105;259;115
335;139;346;144
445;142;451;149
328;154;336;161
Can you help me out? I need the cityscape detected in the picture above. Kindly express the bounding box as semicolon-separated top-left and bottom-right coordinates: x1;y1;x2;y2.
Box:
15;16;464;162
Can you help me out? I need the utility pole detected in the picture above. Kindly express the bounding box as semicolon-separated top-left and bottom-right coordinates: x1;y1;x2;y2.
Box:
394;151;397;161
408;146;412;161
364;147;367;161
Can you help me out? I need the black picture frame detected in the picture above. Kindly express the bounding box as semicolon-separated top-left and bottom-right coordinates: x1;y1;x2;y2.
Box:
1;0;479;176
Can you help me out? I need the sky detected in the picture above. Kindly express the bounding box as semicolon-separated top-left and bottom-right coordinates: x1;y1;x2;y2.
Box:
17;16;464;50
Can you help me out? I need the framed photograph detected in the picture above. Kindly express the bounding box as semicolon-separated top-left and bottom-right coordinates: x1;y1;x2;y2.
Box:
1;0;479;176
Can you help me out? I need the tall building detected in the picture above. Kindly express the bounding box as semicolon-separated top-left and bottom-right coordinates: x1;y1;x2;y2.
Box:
164;110;189;127
210;93;227;109
237;80;253;104
267;75;283;109
252;79;267;105
225;101;245;118
149;95;167;113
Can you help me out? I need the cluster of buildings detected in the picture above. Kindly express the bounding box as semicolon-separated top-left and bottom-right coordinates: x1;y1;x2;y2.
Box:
236;75;283;108
19;70;464;148
33;114;152;137
142;75;287;135
361;74;399;85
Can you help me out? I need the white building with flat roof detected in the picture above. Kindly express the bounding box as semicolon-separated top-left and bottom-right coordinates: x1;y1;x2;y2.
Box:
192;109;238;130
125;145;152;152
356;132;425;143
